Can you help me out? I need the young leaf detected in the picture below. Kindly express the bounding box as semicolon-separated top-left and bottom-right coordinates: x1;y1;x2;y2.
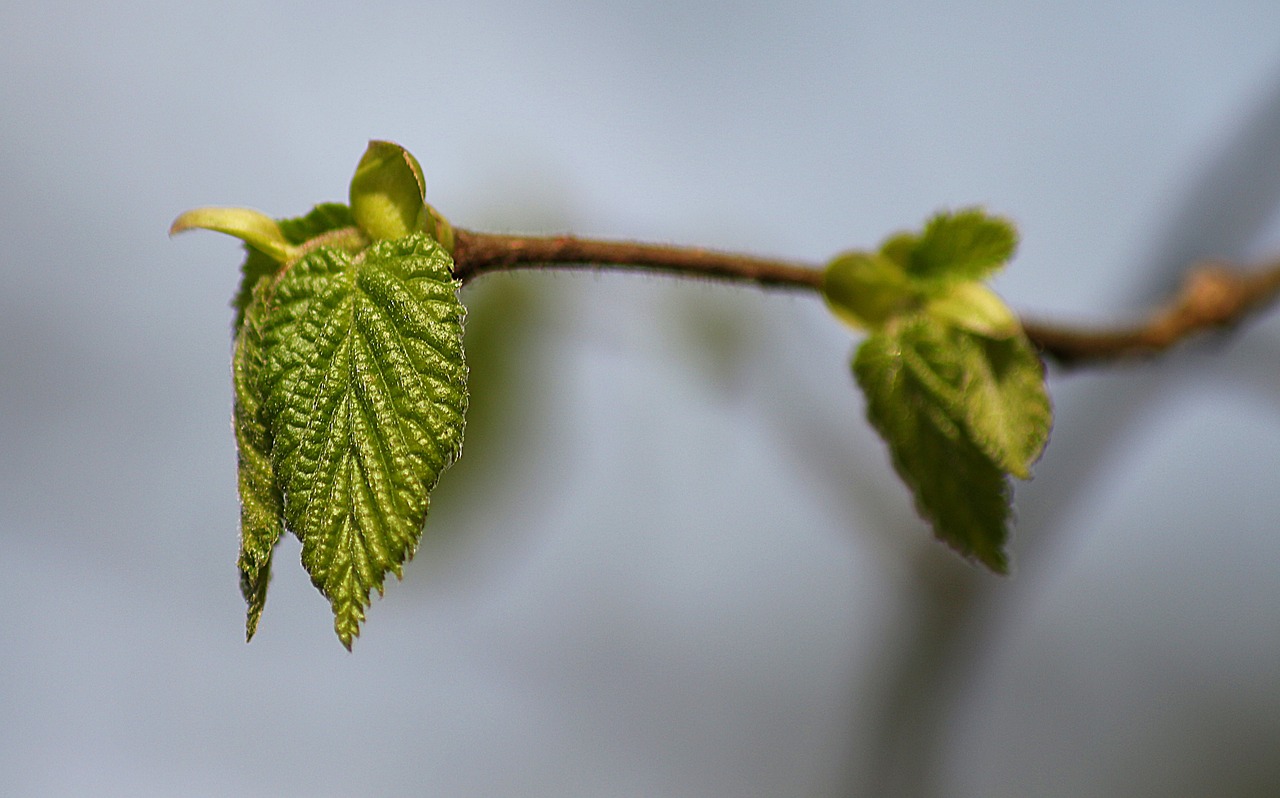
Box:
233;203;357;332
878;232;919;271
349;140;430;241
889;314;1050;480
822;251;920;330
924;281;1019;339
170;207;297;264
904;208;1018;287
256;233;468;648
233;281;283;639
854;319;1011;571
951;331;1051;479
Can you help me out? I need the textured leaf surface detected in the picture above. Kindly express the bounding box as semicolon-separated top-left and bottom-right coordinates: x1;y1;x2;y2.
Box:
906;208;1018;287
855;320;1010;571
233;282;283;639
952;330;1051;479
232;203;355;331
890;317;1051;480
257;233;467;647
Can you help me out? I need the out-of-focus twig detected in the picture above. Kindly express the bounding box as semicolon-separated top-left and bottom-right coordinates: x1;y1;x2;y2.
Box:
453;229;1280;368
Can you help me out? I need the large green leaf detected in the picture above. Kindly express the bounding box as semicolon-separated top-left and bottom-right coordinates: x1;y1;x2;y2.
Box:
255;233;467;647
854;319;1011;571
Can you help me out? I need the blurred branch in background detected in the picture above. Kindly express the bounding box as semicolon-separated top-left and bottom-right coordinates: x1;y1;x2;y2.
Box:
433;108;1280;792
854;67;1280;798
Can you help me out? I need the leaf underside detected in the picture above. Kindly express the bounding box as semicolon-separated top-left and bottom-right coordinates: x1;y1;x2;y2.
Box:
234;282;284;639
237;232;467;647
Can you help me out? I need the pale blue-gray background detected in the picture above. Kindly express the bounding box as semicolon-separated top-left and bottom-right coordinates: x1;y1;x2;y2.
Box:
3;2;1280;796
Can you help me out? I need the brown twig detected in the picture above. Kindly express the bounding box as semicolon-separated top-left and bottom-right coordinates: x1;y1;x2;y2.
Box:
1020;261;1280;366
452;229;825;291
451;228;1280;367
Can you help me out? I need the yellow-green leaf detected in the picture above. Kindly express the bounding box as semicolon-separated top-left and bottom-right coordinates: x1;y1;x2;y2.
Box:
906;208;1018;286
823;251;920;331
349;140;429;241
170;206;298;264
925;281;1020;339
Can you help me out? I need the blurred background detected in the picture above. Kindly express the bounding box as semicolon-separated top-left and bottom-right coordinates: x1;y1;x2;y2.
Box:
3;1;1280;795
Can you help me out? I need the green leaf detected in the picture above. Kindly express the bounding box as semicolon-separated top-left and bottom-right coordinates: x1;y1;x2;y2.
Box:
925;281;1020;339
170;206;297;264
276;202;357;244
854;319;1011;571
903;208;1018;287
256;233;467;648
348;141;455;251
822;251;920;330
233;281;283;640
878;232;918;271
349;140;430;242
892;316;1049;480
952;330;1051;480
232;203;356;332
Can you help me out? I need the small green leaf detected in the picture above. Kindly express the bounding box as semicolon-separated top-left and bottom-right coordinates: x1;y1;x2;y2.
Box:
854;319;1011;571
276;202;357;244
822;251;920;330
925;281;1019;339
951;331;1051;480
170;206;298;264
233;281;283;640
233;203;356;332
904;208;1018;286
256;233;467;648
349;140;430;241
879;232;918;270
348;141;455;250
884;314;1050;480
823;210;1019;336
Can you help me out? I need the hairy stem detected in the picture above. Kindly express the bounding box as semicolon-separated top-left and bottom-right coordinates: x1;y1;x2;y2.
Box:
453;229;824;291
453;228;1280;367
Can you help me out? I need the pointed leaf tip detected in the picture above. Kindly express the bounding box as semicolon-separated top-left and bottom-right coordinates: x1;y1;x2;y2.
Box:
258;234;467;647
170;206;297;263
